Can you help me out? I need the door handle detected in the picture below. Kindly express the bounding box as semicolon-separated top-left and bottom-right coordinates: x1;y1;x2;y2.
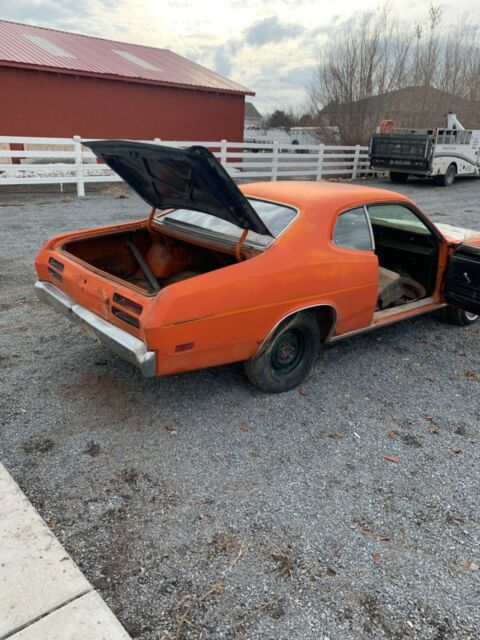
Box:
463;272;472;285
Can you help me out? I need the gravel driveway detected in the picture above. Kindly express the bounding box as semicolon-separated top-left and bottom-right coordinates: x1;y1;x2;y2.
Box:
0;177;479;639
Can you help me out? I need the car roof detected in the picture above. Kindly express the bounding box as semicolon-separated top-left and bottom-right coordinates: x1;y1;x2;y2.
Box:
240;181;411;216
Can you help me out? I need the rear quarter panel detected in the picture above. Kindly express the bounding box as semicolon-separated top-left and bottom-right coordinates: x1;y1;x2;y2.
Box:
146;204;379;375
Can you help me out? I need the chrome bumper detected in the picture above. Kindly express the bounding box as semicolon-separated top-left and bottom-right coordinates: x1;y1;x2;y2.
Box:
35;280;156;377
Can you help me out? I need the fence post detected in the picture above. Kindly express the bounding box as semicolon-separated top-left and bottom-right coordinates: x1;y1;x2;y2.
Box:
271;141;279;181
316;143;325;181
220;139;227;167
73;135;85;197
352;144;361;179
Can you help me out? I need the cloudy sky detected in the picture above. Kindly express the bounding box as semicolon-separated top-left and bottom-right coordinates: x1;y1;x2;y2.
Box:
1;0;479;113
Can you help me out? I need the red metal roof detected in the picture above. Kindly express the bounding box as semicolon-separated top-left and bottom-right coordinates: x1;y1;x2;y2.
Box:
0;20;253;95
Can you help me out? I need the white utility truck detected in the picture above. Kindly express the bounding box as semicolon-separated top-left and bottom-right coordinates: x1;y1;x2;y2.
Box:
369;114;480;186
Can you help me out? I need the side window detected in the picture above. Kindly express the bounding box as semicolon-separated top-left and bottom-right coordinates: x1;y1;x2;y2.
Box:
333;207;373;250
367;204;431;235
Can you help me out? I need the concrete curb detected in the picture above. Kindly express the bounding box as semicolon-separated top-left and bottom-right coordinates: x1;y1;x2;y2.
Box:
0;464;131;640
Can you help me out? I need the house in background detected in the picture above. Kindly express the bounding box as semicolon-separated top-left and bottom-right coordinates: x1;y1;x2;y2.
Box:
0;20;253;141
318;86;480;144
244;102;263;129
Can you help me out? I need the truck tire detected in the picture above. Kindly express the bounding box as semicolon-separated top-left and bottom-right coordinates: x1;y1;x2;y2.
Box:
390;172;409;183
443;307;479;326
435;164;456;187
244;312;320;393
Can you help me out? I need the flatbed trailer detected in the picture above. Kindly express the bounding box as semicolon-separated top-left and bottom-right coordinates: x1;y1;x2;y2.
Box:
369;114;480;186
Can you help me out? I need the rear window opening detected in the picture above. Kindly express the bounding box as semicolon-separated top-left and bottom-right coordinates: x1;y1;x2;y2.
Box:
153;197;297;248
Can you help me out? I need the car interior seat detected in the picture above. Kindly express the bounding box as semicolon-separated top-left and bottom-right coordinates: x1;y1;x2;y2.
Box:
377;267;426;310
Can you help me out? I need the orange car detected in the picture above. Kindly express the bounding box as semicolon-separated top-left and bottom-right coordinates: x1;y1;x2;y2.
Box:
35;142;480;392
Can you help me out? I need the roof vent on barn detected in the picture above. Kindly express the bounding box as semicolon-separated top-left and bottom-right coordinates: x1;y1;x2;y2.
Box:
22;33;75;58
112;49;161;71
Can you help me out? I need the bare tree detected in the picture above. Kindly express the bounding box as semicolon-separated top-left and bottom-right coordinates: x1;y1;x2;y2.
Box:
465;42;480;102
408;4;443;118
309;5;412;143
308;3;480;143
438;17;480;101
414;4;442;88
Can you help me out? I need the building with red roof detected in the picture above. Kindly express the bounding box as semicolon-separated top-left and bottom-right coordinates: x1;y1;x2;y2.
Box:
0;20;253;140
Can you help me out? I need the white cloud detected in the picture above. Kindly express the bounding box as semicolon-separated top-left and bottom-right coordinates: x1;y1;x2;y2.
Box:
1;0;479;113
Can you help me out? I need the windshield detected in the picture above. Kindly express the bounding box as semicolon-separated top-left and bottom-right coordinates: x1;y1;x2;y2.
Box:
154;198;297;248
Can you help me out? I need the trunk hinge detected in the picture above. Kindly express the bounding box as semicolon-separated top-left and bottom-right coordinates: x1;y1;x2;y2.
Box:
147;206;157;233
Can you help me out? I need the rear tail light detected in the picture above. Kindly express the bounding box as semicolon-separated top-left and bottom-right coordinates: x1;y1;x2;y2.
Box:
48;256;64;283
113;293;143;315
112;293;143;328
111;306;140;328
48;257;64;272
48;267;63;283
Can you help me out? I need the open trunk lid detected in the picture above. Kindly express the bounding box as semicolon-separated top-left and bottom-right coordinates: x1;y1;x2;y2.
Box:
85;140;272;236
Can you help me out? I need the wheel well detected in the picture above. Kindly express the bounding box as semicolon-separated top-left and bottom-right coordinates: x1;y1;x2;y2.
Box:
309;305;337;341
254;305;337;358
449;162;457;172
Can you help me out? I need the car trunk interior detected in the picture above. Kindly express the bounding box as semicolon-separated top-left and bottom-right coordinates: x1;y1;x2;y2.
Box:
371;222;438;311
63;227;237;293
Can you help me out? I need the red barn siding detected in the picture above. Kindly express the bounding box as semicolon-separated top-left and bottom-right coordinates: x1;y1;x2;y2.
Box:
0;67;245;140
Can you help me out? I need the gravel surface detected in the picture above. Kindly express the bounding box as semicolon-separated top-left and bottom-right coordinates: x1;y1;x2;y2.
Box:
1;177;479;640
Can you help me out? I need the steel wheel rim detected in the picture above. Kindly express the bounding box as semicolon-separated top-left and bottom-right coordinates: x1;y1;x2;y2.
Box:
271;330;305;375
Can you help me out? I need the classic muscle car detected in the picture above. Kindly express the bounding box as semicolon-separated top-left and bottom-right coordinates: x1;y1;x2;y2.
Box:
35;142;480;392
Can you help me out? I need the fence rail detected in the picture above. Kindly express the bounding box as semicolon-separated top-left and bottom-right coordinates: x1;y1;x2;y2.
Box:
0;135;371;197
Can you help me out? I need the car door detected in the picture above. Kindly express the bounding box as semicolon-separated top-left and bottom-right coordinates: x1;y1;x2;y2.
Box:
331;206;379;333
444;240;480;314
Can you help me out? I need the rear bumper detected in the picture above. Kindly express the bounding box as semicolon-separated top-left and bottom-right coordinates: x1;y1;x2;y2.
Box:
35;280;156;377
371;164;430;175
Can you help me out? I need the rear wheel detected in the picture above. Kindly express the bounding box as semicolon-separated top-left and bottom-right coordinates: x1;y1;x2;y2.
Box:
244;312;320;393
435;164;456;187
390;172;409;183
444;307;479;326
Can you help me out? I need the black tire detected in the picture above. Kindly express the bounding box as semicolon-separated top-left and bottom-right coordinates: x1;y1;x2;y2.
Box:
435;164;456;187
244;312;321;393
390;172;409;183
444;307;479;326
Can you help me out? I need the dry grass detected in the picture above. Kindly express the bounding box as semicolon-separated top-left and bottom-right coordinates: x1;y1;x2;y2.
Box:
102;183;128;199
268;542;295;578
160;580;225;640
159;537;248;639
208;532;238;556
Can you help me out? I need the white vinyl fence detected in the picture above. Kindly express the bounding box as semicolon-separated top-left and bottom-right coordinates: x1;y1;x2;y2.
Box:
0;135;371;197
